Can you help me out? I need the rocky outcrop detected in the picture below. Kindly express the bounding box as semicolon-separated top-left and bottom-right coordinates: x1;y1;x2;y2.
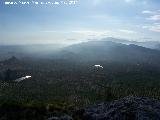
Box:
47;115;73;120
48;96;160;120
1;96;159;120
74;96;160;120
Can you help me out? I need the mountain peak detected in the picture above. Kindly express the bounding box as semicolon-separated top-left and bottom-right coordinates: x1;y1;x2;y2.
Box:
3;56;19;64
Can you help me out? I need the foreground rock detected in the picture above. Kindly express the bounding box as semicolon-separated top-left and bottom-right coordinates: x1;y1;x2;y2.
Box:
47;115;73;120
2;96;160;120
48;96;160;120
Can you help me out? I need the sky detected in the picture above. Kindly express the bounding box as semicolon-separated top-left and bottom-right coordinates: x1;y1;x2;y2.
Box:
0;0;160;45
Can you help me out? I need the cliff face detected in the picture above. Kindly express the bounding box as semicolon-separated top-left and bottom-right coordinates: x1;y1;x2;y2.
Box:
48;96;160;120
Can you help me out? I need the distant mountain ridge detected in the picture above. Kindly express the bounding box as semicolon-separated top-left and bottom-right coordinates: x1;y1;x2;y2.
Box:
60;40;160;65
101;37;160;50
0;38;160;64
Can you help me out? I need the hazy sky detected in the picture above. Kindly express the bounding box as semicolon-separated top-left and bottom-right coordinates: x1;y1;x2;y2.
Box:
0;0;160;45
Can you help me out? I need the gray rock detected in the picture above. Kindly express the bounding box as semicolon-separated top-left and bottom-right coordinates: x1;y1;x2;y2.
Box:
73;96;160;120
47;115;73;120
47;117;60;120
61;115;73;120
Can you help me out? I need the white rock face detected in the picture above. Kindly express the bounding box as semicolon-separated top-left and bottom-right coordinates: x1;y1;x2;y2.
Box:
25;76;31;79
94;65;103;69
15;76;31;82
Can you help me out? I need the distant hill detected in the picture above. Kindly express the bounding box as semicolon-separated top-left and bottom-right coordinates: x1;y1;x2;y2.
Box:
0;44;66;60
59;41;160;65
0;39;160;64
2;56;19;64
101;37;160;50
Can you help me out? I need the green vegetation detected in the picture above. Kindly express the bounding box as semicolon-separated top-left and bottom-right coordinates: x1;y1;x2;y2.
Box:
1;59;160;119
1;60;160;104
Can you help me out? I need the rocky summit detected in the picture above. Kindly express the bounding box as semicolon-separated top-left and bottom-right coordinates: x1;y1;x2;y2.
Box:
48;96;160;120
